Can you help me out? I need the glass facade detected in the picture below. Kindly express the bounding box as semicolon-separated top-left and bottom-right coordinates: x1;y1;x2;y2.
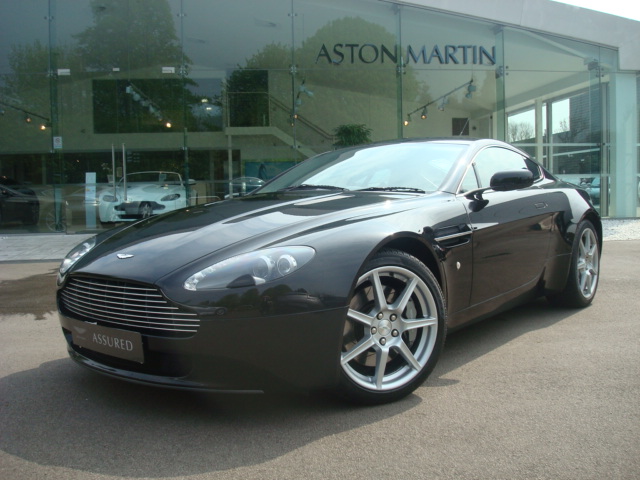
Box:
1;0;638;233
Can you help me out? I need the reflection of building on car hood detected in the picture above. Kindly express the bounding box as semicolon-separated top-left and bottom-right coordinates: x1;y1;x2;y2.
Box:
98;171;194;223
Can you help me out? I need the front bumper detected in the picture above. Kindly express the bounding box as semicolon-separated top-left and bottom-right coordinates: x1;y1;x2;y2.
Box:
58;306;346;393
115;201;165;214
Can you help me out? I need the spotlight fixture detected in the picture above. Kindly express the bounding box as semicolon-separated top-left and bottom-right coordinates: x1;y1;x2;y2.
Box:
165;121;172;128
0;100;50;127
406;78;475;124
292;78;314;119
466;81;477;99
298;82;314;98
290;110;300;126
40;124;47;130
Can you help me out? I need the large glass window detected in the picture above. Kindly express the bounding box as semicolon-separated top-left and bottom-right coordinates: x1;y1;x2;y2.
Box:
399;6;498;141
502;27;623;215
0;0;637;234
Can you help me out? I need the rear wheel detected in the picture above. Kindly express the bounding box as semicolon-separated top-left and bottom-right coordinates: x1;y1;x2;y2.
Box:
338;249;446;404
548;220;600;308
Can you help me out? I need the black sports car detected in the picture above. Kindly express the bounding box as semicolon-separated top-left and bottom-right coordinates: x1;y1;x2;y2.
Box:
0;179;40;226
56;138;602;404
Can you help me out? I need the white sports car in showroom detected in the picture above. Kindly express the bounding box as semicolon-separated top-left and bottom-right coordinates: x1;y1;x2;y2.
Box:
99;171;192;223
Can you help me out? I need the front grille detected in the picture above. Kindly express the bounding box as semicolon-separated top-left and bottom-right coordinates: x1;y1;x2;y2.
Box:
60;276;199;337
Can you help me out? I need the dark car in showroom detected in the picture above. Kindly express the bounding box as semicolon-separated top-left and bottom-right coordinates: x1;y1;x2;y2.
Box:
0;176;40;226
56;138;601;404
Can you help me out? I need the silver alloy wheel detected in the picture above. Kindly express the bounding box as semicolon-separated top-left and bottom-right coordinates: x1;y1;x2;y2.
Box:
577;226;599;299
45;207;67;232
139;202;153;218
341;265;439;392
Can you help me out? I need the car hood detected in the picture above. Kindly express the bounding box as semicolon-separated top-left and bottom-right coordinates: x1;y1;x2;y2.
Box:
70;191;440;283
115;183;183;197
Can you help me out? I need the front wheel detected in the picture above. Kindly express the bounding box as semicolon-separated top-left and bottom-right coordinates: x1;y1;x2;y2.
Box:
27;203;40;225
44;206;67;232
139;202;153;219
548;220;600;308
338;249;446;404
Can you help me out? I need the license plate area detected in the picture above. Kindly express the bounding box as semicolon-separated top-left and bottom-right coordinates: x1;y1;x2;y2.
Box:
69;318;144;363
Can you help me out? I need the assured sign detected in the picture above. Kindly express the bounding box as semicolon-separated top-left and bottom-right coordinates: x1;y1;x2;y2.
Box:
316;43;496;66
69;317;144;363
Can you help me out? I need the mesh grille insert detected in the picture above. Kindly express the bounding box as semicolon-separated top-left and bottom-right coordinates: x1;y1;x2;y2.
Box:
60;276;199;337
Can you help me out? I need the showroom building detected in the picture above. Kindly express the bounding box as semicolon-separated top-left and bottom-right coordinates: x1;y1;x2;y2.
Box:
0;0;638;233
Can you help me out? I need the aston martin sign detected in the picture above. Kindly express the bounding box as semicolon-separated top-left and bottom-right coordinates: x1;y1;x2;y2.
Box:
315;43;496;66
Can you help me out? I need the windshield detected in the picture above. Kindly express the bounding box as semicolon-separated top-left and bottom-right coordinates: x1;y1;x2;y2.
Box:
119;172;183;186
256;142;467;194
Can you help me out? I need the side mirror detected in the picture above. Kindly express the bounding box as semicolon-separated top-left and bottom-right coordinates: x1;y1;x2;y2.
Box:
490;169;534;192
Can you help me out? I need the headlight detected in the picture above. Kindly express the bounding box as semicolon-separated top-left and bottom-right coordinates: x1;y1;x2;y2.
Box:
161;193;180;201
184;246;315;291
102;194;118;202
59;237;97;277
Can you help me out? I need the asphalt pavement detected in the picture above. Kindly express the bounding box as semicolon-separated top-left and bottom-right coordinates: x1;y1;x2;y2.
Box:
0;233;639;479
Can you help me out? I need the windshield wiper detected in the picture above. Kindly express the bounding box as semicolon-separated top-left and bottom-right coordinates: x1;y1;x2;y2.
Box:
357;186;426;194
279;184;347;192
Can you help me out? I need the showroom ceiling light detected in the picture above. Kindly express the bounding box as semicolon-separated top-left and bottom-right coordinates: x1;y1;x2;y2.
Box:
404;78;475;127
291;78;314;123
125;83;165;121
466;81;477;99
0;99;50;130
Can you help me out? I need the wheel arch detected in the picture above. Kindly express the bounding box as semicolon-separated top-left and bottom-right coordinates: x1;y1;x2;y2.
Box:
373;234;444;290
582;210;603;252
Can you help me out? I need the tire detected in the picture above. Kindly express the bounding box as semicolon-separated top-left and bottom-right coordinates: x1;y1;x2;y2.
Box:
44;207;67;232
548;220;600;308
338;249;447;404
139;202;153;218
27;203;40;225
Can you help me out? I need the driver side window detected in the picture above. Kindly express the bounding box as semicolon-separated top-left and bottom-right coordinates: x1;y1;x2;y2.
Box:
473;147;534;188
460;167;479;193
